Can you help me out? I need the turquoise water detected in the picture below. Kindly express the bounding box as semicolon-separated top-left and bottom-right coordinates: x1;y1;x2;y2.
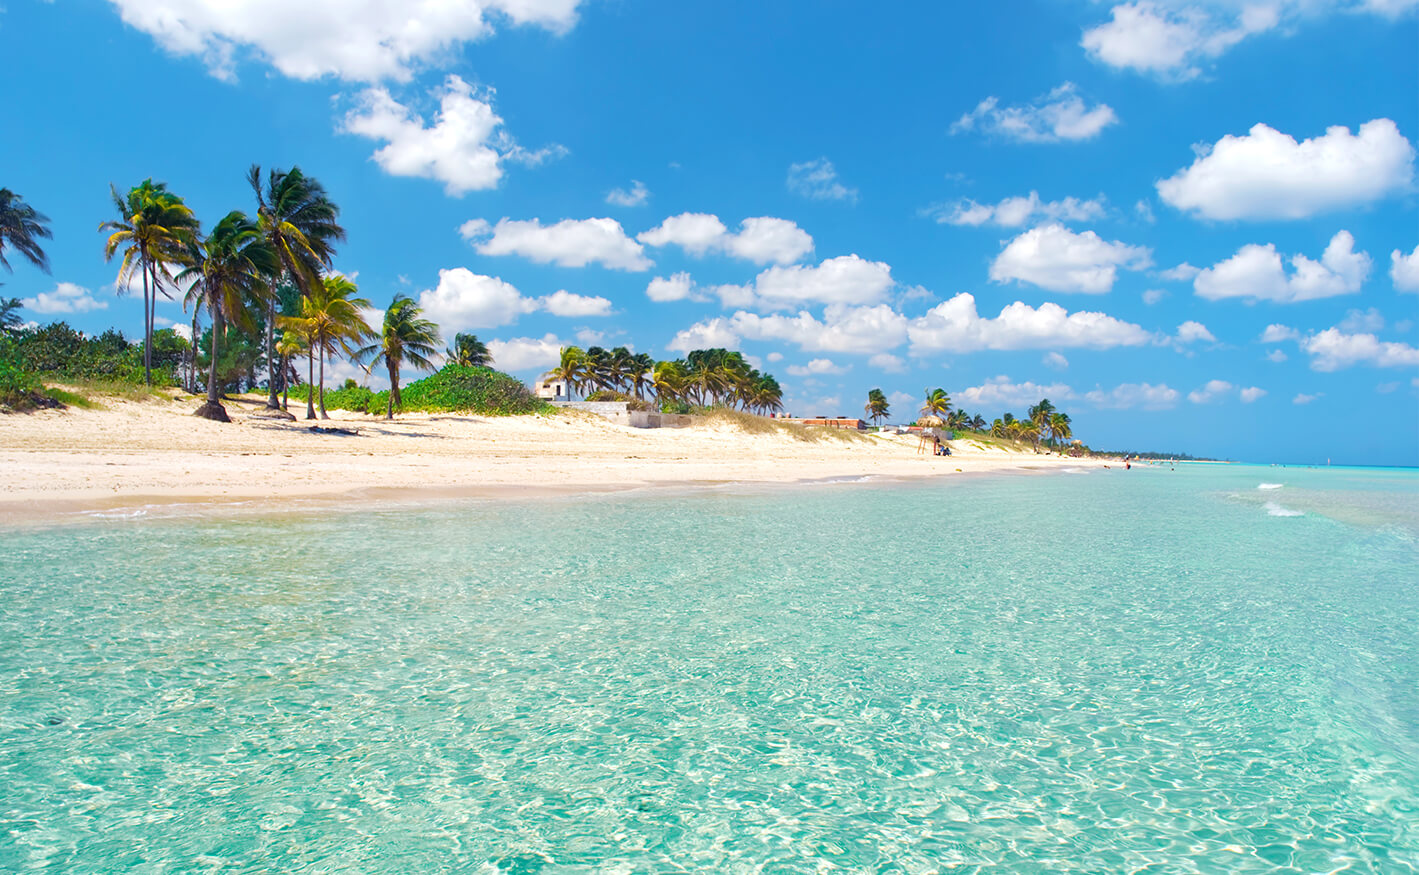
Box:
2;465;1417;872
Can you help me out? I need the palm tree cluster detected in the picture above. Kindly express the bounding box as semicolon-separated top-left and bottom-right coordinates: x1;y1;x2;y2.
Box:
99;171;439;422
986;399;1073;449
548;345;785;414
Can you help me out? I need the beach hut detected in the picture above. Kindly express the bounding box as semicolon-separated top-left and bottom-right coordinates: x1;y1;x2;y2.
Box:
917;415;944;454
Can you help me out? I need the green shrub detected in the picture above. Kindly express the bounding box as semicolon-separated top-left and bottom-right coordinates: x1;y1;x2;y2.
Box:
284;365;548;416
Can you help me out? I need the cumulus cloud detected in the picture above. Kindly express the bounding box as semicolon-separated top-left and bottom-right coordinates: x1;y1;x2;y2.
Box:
1260;324;1299;343
786;358;850;377
1081;2;1278;80
1188;379;1234;404
1043;351;1070;370
1337;307;1385;334
908;293;1153;354
539;289;611;318
1142;289;1168;305
1240;386;1267;403
104;0;581;82
342;76;564;195
927;191;1107;227
665;317;742;353
1267;349;1288;362
958;376;1075;408
486;333;565;372
1157;119;1415;220
1293;392;1323;405
1392;245;1419;292
415;268;537;332
1194;230;1371;302
951;82;1118;143
787;158;858;202
605;180;649;207
1301;328;1419;371
868;353;906;373
753;255;894;308
1085;382;1180;410
637;213;813;265
1176;320;1216;344
990;223;1152;293
1158;262;1201;281
733;304;911;355
20;282;109;314
462;216;651;270
645;272;694;303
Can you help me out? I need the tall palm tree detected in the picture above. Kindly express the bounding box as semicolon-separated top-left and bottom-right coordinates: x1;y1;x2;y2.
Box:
353;295;441;419
0;297;24;337
970;414;986;432
864;388;890;425
0;189;52;280
177;211;278;422
249;165;344;409
652;359;687;405
278;275;372;419
101;180;199;385
1028;398;1056;438
920;387;952;419
446;332;492;367
546;346;587;399
275;329;307;411
627;352;654;399
1049;411;1072;446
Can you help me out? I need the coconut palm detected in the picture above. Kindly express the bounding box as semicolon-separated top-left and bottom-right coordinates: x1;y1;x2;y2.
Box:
652;359;687;405
546;346;587;399
353;295;441;419
275;330;307;411
865;388;890;425
1049;411;1072;446
990;418;1006;438
747;373;784;414
1028;398;1056;439
0;189;52;279
920;387;951;419
248;165;344;409
278;275;372;419
627;352;654;399
101;179;199;385
970;414;986;431
176;211;278;422
0;297;23;337
446;332;492;367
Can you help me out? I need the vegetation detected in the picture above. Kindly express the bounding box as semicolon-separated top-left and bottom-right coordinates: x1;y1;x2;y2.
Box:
287;363;547;417
353;295;442;419
920;387;951;419
278;275;373;419
864;388;889;425
0;188;52;279
446;332;492;367
550;345;784;414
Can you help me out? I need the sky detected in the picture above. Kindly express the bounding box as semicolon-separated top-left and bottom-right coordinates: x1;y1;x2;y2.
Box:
3;0;1417;465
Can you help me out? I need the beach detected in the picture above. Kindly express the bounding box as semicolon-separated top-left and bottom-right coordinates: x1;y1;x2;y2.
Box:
0;393;1104;525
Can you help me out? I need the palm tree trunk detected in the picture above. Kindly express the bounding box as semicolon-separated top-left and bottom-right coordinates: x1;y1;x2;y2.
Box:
147;262;160;385
386;360;397;419
265;296;280;408
318;346;328;419
306;350;316;420
140;259;152;386
188;309;199;392
193;306;231;422
281;356;289;411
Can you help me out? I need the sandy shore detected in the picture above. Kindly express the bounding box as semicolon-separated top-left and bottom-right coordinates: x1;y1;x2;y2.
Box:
0;393;1107;526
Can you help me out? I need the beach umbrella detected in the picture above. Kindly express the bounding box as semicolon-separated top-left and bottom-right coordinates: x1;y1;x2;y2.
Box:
917;415;944;454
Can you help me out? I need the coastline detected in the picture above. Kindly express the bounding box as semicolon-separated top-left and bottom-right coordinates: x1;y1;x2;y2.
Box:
0;394;1108;528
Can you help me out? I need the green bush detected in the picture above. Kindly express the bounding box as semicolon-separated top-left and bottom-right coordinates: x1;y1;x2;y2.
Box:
9;322;184;386
285;365;549;416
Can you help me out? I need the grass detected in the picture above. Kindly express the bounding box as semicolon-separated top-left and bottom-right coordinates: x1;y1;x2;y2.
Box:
42;387;104;409
702;409;870;443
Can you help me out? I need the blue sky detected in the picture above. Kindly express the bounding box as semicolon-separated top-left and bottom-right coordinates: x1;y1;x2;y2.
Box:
3;0;1417;465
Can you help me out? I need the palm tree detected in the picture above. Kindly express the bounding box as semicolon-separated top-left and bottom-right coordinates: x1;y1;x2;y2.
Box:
275;330;307;411
627;352;654;399
0;189;52;279
0;297;24;337
865;388;890;425
747;373;784;414
990;418;1006;438
249;166;344;409
920;387;951;419
1049;411;1072;447
278;275;372;419
446;332;492;367
1028;398;1056;440
101;179;199;385
652;359;687;406
177;211;278;422
353;295;441;419
970;414;986;432
546;346;587;399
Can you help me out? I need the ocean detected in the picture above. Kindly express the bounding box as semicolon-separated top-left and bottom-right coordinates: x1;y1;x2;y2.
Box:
2;463;1417;872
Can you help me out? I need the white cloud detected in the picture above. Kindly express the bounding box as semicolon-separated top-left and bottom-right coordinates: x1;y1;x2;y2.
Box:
929;191;1107;227
539;289;612;318
1240;386;1267;403
958;376;1075;408
1157;119;1415;221
787;158;858;202
868;353;907;373
1188;378;1234;404
20;282;109;314
342;75;563;195
1158;262;1201;281
951;82;1118;143
732;304;910;355
786;358;849;377
1392;245;1419;292
766;352;784;362
463;216;651;271
665;317;741;353
908;293;1153;354
1301;328;1419;371
1142;289;1167;305
1081;2;1278;80
104;0;581;82
575;328;605;346
1085;382;1180;410
990;223;1152;293
637;214;813;265
1267;349;1288;362
487;333;565;372
887;391;916;410
605;181;649;207
1176;320;1216;344
1194;230;1371;302
1259;324;1299;343
1337;307;1385;334
1043;351;1070;370
753;255;895;308
1293;392;1323;405
416;268;536;333
645;272;694;303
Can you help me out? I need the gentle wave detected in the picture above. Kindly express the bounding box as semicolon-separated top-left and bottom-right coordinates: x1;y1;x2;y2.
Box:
1258;482;1284;490
1264;501;1304;517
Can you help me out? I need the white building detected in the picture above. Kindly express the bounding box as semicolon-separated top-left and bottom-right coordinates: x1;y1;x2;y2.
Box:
534;378;570;402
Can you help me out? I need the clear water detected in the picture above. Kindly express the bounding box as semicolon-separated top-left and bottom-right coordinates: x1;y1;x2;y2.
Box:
2;464;1417;872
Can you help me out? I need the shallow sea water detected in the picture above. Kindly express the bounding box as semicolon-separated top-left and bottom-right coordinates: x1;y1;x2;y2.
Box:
2;463;1417;873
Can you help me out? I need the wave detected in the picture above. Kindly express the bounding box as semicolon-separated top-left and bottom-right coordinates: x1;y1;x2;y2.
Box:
1264;501;1303;517
1258;483;1284;490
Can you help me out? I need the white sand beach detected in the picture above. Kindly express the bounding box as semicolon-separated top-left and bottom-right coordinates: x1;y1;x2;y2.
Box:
0;393;1107;524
